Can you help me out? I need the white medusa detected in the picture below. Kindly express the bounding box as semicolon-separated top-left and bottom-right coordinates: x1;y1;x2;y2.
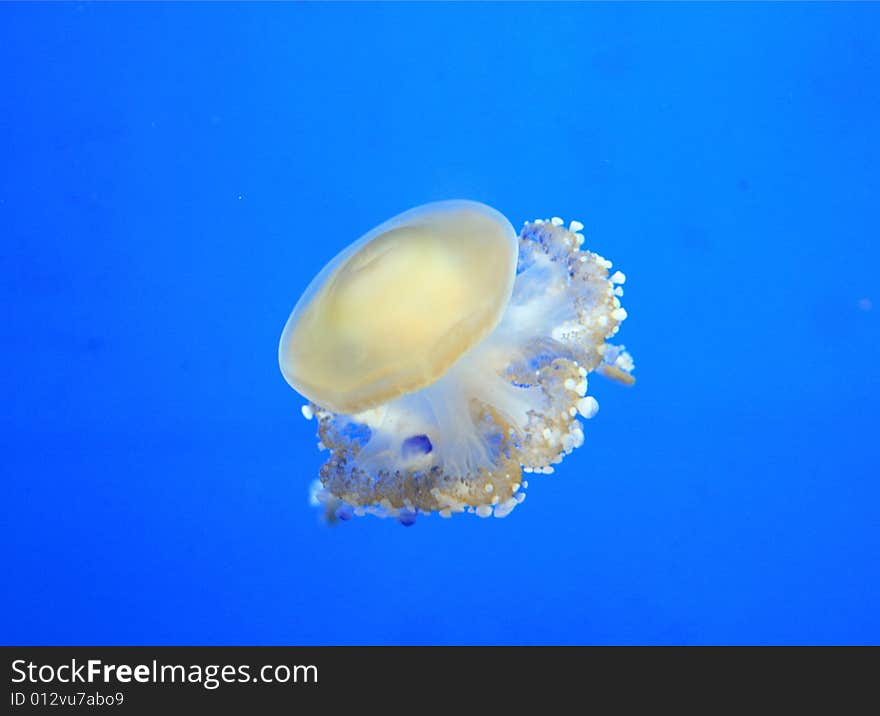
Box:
279;200;634;523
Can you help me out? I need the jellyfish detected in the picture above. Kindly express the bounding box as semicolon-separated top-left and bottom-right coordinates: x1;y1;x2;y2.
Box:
279;200;634;522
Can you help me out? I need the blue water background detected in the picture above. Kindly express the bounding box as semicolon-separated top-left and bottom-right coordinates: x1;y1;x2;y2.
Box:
2;3;878;645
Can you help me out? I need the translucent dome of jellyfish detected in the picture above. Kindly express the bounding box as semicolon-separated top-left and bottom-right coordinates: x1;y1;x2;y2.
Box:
278;200;634;524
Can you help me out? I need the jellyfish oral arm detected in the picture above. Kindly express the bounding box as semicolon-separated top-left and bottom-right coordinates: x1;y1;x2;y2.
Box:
597;363;637;386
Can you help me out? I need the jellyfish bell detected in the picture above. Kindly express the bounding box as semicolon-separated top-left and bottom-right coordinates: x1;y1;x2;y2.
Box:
279;200;634;523
278;201;518;415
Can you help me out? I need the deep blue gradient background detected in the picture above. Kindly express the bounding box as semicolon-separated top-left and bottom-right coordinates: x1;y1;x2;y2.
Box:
2;3;878;645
